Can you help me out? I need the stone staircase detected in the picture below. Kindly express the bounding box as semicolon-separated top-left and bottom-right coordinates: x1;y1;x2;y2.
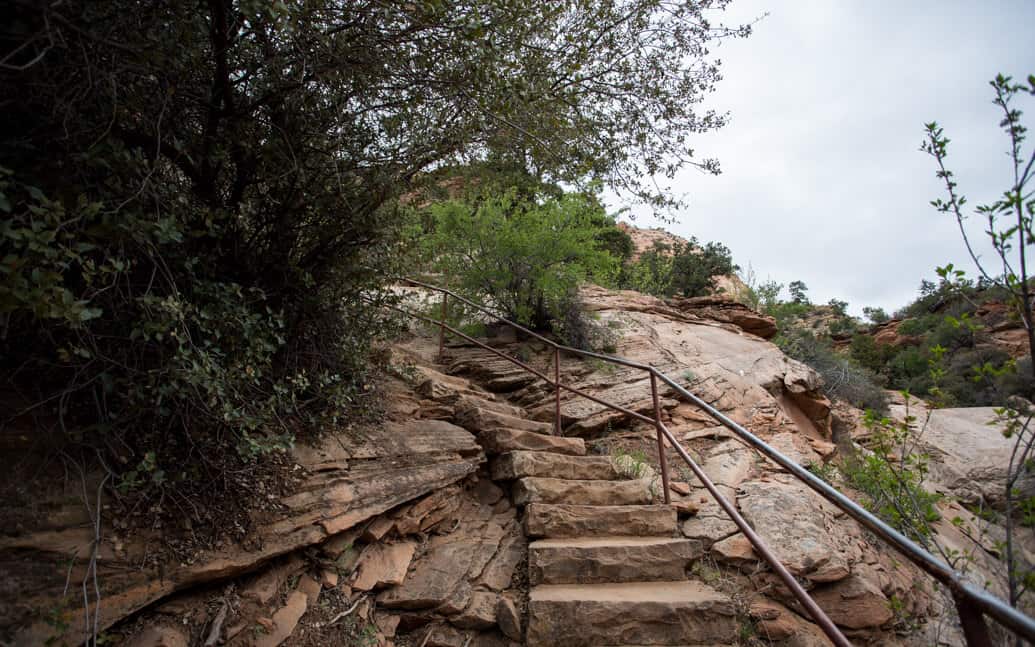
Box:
472;407;740;646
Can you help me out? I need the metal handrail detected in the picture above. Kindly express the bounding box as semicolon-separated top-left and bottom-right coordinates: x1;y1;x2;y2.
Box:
386;277;1035;646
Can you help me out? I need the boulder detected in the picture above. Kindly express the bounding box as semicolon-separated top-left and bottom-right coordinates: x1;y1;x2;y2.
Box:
810;574;893;629
737;478;851;583
496;595;522;641
352;541;417;591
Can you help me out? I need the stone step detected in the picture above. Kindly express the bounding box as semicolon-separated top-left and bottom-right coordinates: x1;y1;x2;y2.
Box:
490;451;621;481
479;429;586;456
529;536;700;585
526;581;738;646
525;504;678;538
456;405;554;435
512;477;652;506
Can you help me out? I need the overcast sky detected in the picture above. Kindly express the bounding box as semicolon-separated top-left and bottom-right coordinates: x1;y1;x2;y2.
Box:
613;1;1035;317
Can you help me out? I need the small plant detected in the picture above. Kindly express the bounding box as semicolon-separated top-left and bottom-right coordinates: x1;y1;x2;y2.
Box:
841;403;942;545
612;447;649;479
805;460;839;484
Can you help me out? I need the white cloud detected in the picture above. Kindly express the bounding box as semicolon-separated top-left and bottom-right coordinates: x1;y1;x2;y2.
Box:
610;0;1035;316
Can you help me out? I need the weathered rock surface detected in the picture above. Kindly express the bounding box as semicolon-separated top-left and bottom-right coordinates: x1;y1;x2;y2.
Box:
4;418;483;646
491;450;620;481
524;503;678;538
737;477;851;583
512;477;651;506
479;428;586;456
889;404;1035;508
668;295;778;340
810;574;894;629
378;520;506;610
529;536;700;585
352;540;417;590
526;581;737;647
456;404;554;435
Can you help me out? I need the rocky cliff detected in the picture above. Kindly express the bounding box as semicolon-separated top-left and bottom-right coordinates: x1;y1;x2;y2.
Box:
5;283;1026;647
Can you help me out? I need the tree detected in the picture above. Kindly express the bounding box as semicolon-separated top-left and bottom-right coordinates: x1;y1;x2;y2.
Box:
828;298;849;317
923;73;1035;624
862;306;890;324
670;239;738;298
756;280;784;313
625;237;737;298
789;280;810;304
0;1;752;493
425;188;619;330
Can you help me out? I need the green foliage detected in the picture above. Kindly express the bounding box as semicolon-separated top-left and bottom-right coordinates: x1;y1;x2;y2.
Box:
863;306;890;324
623;238;737;298
755;279;784;314
612;446;650;480
842;408;942;543
424;187;619;331
778;329;889;413
788;280;809;304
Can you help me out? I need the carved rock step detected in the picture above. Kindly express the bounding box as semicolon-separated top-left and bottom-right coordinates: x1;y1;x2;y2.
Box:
526;581;738;647
529;536;700;585
479;429;586;456
525;504;678;538
491;451;621;481
512;477;651;506
456;405;554;435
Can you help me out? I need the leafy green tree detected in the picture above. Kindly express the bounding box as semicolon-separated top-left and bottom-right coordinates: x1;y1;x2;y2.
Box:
863;306;891;324
426;189;619;330
625;238;736;298
0;0;751;516
789;280;810;304
670;240;738;298
922;72;1035;618
828;298;849;316
756;280;784;313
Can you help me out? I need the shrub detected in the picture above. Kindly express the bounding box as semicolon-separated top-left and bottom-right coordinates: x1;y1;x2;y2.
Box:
842;409;942;543
778;330;889;413
424;186;619;330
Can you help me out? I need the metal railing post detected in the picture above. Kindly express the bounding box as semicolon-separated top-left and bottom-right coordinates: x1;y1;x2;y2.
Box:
438;292;448;360
650;371;671;504
955;593;994;647
554;347;562;435
379;278;1035;646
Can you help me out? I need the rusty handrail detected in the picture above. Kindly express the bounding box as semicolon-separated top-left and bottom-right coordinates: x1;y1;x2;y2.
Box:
385;278;1035;646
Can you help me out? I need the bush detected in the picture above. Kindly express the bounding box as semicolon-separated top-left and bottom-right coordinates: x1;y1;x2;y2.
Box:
552;292;618;353
778;330;889;413
624;238;737;298
424;185;619;330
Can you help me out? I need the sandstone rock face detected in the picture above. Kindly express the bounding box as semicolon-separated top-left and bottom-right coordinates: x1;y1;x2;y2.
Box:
890;404;1035;508
478;428;585;456
512;477;651;506
526;581;737;647
524;503;678;538
668;295;778;339
737;477;851;583
490;451;620;481
352;541;417;590
871;319;922;348
810;574;894;629
378;521;506;610
529;536;700;585
5;417;483;646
